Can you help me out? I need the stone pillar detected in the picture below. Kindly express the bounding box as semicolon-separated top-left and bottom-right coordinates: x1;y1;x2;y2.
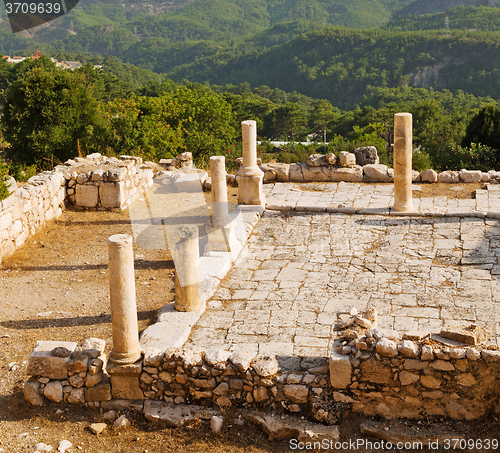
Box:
393;113;413;212
174;225;201;312
107;234;141;365
107;234;143;400
237;120;265;206
210;156;229;224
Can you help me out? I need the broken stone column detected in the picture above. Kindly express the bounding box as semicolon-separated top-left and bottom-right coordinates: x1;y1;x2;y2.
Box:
237;120;265;206
393;112;413;212
174;225;201;312
107;234;142;365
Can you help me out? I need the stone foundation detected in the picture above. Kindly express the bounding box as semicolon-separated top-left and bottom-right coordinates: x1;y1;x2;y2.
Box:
24;311;500;422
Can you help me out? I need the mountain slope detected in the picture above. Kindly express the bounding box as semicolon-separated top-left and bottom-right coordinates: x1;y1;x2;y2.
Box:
395;0;500;17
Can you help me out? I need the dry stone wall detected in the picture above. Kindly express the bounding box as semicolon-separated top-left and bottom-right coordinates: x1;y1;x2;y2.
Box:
0;169;65;263
57;154;154;210
24;312;500;422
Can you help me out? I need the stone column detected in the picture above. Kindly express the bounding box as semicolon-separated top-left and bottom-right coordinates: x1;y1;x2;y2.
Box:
210;156;229;224
107;234;141;365
174;225;201;312
393;112;413;212
237;120;265;206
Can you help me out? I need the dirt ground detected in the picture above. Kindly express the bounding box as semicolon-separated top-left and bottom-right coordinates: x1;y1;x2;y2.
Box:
0;183;498;453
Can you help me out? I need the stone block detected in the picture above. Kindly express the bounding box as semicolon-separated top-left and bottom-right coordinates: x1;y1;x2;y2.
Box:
43;380;63;402
0;212;12;232
330;166;363;182
459;170;482;183
302;165;331;182
338;152;356;167
27;341;78;379
267;163;290;182
85;382;112;402
24;380;44;406
440;325;490;345
329;351;352;389
289;163;305;182
437;171;459;183
99;182;125;208
107;360;143;400
75;184;98;207
421;169;438;183
173;172;207;193
363;164;391;183
283;384;309;403
354;146;379;166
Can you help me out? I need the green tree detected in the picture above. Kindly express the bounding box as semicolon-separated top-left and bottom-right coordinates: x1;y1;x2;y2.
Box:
462;105;500;152
1;58;102;169
264;102;307;140
310;99;338;144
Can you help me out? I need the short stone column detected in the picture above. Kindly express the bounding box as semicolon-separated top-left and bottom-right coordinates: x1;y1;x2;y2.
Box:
237;120;265;206
174;225;201;312
107;234;141;365
393;112;413;212
210;156;229;224
107;234;143;400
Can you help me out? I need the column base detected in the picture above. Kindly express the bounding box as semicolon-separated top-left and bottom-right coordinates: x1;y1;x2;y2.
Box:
107;359;143;400
236;172;265;206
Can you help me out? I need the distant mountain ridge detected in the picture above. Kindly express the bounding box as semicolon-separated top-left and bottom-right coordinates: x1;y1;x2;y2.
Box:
396;0;500;16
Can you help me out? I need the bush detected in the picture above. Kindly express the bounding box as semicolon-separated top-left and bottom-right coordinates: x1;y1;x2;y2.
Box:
0;163;11;201
412;148;432;172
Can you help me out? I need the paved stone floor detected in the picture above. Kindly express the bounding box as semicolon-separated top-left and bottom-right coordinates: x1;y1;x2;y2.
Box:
186;183;500;356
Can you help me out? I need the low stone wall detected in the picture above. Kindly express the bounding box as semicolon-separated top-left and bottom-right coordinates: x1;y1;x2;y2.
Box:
258;150;500;185
56;154;154;210
24;311;500;422
0;170;66;263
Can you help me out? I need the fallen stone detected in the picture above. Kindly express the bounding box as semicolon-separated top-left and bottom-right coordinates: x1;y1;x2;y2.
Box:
307;154;329;167
51;347;71;358
440;325;490;345
210;415;224;433
34;442;53;452
330;166;363;182
89;423;108;435
143;401;199;427
57;440;72;453
421;169;438;183
402;331;430;341
67;350;88;373
104;410;118;421
81;338;106;358
113;415;131;429
325;153;337;165
245;412;339;442
360;420;463;446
